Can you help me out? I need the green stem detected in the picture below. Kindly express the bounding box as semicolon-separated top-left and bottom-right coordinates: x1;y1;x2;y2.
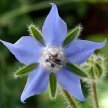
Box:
90;82;99;108
62;89;77;108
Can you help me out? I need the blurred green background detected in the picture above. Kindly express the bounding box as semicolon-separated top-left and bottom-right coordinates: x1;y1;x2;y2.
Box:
0;0;108;108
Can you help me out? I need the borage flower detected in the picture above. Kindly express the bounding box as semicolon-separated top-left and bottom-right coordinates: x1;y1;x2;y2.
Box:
0;3;106;103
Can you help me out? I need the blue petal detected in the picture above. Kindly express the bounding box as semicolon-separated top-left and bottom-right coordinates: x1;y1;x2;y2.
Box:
0;36;43;65
42;3;67;46
21;66;49;103
64;39;106;64
56;68;85;101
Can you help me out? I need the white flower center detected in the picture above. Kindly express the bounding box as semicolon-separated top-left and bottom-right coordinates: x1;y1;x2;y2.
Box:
40;46;66;72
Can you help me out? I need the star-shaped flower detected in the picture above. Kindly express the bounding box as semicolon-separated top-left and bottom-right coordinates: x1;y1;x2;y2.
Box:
0;3;105;103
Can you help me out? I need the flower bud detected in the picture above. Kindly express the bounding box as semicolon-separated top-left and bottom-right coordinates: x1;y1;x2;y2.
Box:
80;54;106;81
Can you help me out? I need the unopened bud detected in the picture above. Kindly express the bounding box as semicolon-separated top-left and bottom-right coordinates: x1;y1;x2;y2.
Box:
80;54;106;81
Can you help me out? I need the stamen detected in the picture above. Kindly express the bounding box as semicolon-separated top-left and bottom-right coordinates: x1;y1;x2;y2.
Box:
40;46;66;72
51;64;55;67
55;59;61;63
53;53;58;57
46;59;49;62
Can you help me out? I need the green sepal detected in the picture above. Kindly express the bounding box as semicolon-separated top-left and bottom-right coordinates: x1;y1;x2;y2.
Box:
88;66;95;78
15;63;38;76
93;63;103;78
66;63;87;77
49;72;57;98
63;25;82;47
28;24;45;46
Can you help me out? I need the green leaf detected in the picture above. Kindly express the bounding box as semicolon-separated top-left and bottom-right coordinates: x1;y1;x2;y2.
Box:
49;72;57;98
28;24;45;46
63;25;82;47
66;63;87;77
15;63;38;76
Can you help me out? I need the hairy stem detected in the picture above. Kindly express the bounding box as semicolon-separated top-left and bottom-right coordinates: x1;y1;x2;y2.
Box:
62;89;77;108
90;82;99;108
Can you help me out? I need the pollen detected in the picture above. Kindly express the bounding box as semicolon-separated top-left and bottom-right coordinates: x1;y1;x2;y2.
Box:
40;46;66;72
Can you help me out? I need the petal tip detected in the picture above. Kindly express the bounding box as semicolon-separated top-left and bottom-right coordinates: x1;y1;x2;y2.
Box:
98;39;106;49
103;38;107;46
49;3;58;12
50;3;57;7
20;96;26;103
